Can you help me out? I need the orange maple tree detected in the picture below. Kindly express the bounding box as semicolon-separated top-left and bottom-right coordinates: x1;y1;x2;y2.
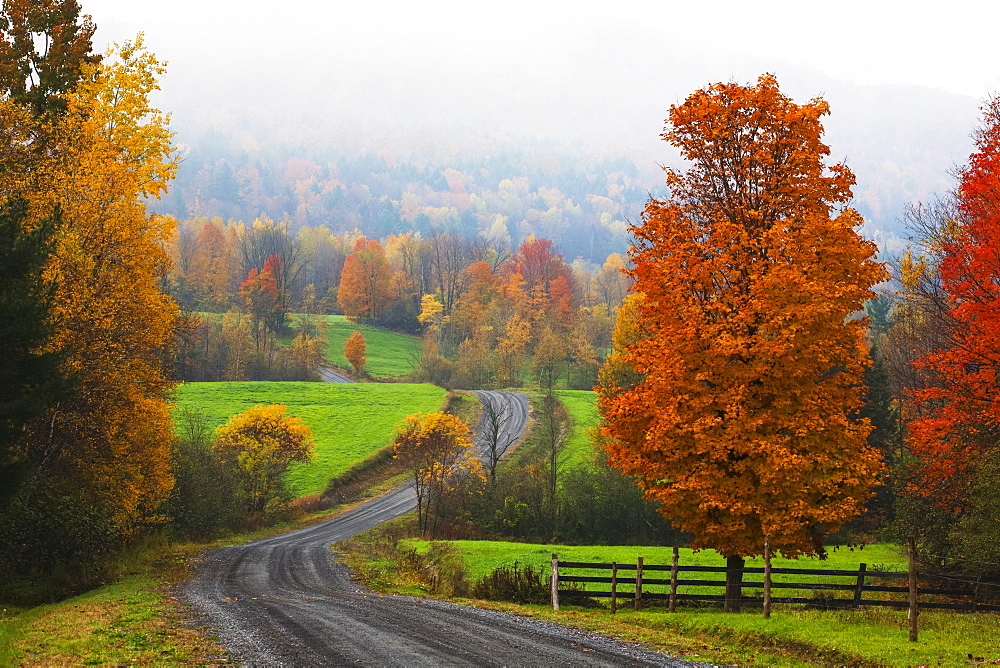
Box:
337;238;399;323
343;330;367;374
597;75;887;559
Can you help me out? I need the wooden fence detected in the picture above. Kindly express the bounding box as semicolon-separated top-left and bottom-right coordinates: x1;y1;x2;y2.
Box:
549;554;1000;614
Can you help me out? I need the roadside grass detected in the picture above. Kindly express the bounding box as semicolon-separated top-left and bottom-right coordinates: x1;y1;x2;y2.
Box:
0;492;398;666
173;381;446;497
0;541;228;666
320;315;422;378
466;602;1000;667
343;534;998;666
553;390;599;471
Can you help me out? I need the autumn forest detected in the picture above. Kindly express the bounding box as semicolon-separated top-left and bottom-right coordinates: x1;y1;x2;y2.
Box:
3;2;1000;657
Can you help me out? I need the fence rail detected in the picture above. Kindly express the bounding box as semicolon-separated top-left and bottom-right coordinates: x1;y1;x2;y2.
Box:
550;554;1000;614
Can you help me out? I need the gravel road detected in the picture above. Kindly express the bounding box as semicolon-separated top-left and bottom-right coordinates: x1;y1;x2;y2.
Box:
319;367;353;383
180;391;695;666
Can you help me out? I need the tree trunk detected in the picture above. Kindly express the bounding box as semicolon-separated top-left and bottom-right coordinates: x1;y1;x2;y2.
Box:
724;555;744;613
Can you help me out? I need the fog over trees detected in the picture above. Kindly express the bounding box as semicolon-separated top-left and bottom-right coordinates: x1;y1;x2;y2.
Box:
77;1;985;258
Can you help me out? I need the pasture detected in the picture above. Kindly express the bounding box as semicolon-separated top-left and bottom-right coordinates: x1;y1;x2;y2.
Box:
553;390;599;471
173;382;446;496
319;315;423;378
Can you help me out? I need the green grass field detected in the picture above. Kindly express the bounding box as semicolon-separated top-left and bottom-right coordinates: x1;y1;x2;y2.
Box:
553;390;599;471
320;315;422;378
173;382;446;496
395;539;998;665
405;540;906;584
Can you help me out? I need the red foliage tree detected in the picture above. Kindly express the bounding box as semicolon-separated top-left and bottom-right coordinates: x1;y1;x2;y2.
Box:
907;99;1000;506
510;236;574;294
239;254;286;347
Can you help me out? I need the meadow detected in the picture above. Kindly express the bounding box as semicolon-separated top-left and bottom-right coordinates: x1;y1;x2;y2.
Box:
405;540;906;584
319;315;422;378
173;381;446;496
553;390;599;471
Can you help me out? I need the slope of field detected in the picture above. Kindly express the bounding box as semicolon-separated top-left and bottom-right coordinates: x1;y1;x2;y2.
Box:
554;390;600;470
173;382;446;496
321;316;422;378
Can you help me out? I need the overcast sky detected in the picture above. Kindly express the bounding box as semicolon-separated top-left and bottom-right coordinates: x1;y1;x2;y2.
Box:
85;0;997;96
75;1;994;158
75;0;994;240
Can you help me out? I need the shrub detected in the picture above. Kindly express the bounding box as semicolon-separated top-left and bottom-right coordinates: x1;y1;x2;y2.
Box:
471;561;548;604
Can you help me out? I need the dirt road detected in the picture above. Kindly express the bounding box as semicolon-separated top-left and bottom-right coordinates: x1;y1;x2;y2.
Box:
318;367;353;383
180;391;693;666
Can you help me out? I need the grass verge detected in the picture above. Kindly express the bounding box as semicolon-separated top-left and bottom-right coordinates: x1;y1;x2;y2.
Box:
0;492;394;666
0;540;228;666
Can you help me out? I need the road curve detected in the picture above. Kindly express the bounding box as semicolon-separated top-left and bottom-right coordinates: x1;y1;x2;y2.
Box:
319;366;353;383
180;391;691;666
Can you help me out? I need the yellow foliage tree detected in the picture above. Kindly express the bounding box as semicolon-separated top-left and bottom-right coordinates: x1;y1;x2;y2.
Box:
392;412;482;536
214;404;315;515
22;37;180;533
596;293;645;398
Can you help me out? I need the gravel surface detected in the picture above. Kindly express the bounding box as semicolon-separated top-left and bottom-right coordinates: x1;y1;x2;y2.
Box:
318;367;353;383
180;391;699;666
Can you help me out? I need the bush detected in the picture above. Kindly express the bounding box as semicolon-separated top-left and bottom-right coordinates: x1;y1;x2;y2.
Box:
557;455;689;545
0;472;122;604
471;561;548;604
949;450;1000;577
163;409;241;539
418;542;469;597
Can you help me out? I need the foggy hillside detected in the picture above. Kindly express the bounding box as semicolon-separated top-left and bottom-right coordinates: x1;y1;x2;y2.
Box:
123;9;984;258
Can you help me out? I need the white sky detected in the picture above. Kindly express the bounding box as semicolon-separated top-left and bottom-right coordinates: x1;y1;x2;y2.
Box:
84;0;999;100
73;0;996;171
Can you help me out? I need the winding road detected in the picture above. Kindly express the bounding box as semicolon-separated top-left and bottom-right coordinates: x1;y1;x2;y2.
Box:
318;367;353;383
180;391;690;666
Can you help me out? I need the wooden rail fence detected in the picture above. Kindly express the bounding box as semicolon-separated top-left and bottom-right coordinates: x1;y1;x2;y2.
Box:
549;554;1000;614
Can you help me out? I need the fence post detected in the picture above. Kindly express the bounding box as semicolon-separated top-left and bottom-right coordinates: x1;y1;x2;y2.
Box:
551;553;560;612
669;546;679;613
634;556;643;611
907;539;918;642
611;562;618;614
970;575;981;613
763;535;772;619
853;563;867;609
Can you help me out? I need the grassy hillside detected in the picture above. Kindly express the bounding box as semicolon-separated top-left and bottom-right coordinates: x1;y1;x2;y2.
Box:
320;315;422;378
173;382;446;496
554;390;599;471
